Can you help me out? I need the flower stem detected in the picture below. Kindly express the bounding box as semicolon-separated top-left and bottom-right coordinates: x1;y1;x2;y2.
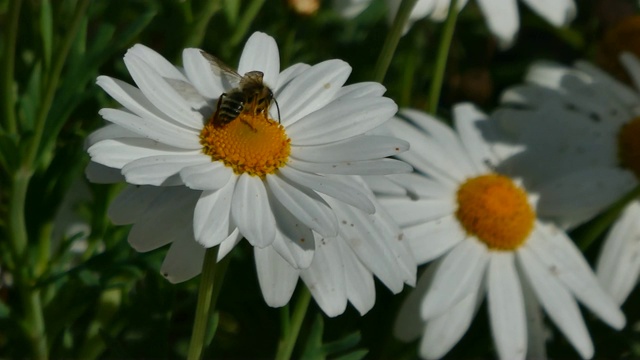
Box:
183;0;222;48
1;0;22;135
187;247;222;360
427;0;459;114
373;0;418;83
575;184;640;251
275;287;311;360
24;0;90;168
8;170;47;359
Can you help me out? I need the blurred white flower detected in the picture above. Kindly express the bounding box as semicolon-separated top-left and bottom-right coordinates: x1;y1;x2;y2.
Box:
496;53;640;305
334;0;576;47
87;31;410;267
371;106;623;359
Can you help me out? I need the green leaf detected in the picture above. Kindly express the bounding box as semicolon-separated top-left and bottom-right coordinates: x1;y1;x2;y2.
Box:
333;349;369;360
19;62;43;132
0;133;19;172
223;0;240;26
39;0;53;69
300;314;326;360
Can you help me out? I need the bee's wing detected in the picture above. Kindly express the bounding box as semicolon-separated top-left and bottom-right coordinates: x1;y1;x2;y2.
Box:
200;50;243;89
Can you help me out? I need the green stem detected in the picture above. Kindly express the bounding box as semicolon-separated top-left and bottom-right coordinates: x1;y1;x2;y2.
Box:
229;0;265;47
275;287;311;360
183;0;222;48
24;0;90;168
1;0;22;134
187;247;221;360
426;0;458;114
576;184;640;251
373;0;418;83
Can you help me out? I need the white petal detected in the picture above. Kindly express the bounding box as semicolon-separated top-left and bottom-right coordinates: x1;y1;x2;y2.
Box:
254;245;300;307
277;60;352;126
335;82;386;99
521;0;576;27
231;174;276;247
237;32;280;88
291;135;408;163
331;196;416;292
267;186;315;269
98;108;200;149
124;51;204;129
128;187;199;252
97;76;202;133
128;44;188;81
421;239;489;319
394;264;435;342
487;252;527;360
391;118;469;182
363;175;409;196
517;247;594;359
217;228;242;260
85;162;123;184
275;63;311;92
89;138;198;171
527;223;625;329
420;281;482;359
300;238;348;317
160;235;206;284
288;157;412;175
400;109;477;175
180;161;234;191
86;123;138;147
287;97;397;146
405;214;467;265
266;174;338;237
476;0;519;48
453;103;501;172
536;168;636;221
596;201;640;305
379;197;455;228
338;240;376;315
387;172;457;198
278;166;375;214
182;48;224;100
522;272;548;360
121;154;206;186
107;185;161;225
194;178;236;247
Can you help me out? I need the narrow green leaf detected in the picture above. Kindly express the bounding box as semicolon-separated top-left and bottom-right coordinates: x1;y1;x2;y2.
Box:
300;314;326;360
333;349;369;360
223;0;240;26
39;0;53;69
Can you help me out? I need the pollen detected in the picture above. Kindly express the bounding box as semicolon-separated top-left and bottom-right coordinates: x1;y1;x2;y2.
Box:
200;113;290;177
618;116;640;179
455;174;535;251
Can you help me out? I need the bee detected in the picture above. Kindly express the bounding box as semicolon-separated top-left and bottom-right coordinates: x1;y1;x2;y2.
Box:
200;51;281;128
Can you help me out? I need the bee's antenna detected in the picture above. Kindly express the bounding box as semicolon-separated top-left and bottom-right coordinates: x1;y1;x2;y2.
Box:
274;97;282;124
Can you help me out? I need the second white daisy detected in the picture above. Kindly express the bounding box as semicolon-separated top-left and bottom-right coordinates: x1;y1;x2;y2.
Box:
372;105;624;359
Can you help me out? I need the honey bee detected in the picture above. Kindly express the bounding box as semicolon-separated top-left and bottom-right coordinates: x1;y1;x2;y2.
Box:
201;51;281;128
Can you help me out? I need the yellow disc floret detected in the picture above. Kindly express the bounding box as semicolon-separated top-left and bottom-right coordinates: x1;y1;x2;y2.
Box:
200;113;291;177
455;174;535;251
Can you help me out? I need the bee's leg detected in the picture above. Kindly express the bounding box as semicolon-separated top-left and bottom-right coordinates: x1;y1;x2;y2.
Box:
273;98;281;124
212;93;227;126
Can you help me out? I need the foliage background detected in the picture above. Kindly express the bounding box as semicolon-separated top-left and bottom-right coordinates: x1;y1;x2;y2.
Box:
1;0;639;358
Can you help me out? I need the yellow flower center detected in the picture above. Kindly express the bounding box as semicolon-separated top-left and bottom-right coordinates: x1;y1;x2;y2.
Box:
200;113;291;177
455;174;535;251
618;116;640;179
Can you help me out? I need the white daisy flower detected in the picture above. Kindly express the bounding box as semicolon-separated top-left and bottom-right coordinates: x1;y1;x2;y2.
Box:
373;105;624;359
334;0;576;48
87;31;410;265
87;162;415;315
495;54;640;305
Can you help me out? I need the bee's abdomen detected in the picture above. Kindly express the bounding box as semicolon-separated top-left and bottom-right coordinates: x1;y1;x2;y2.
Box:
216;92;244;124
